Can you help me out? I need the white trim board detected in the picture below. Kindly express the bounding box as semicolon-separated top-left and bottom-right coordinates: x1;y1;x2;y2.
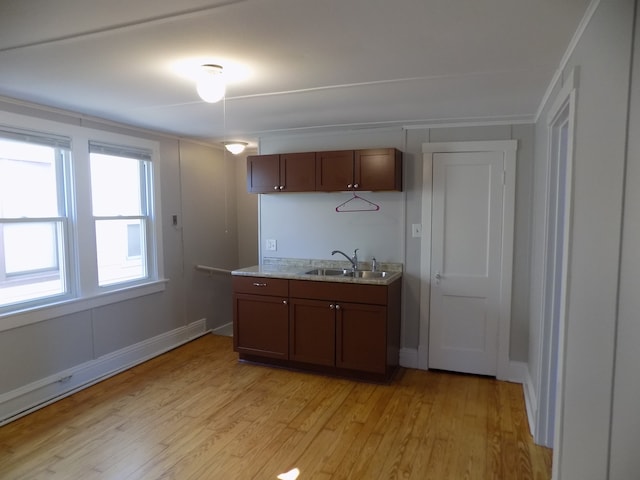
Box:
0;319;208;426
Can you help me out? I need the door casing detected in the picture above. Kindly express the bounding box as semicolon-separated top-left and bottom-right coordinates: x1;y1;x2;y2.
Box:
418;140;517;381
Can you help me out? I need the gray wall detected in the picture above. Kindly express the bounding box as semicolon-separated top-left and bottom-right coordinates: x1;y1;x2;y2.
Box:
258;123;534;362
235;150;259;268
610;1;640;478
527;0;636;478
0;100;240;399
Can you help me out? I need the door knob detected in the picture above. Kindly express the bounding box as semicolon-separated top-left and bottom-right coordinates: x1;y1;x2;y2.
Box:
434;271;442;286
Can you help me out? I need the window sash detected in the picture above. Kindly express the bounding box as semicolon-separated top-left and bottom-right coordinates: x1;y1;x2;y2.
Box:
0;218;70;310
94;217;149;287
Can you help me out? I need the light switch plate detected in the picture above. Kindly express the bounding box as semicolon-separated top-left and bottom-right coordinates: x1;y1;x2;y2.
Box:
411;224;422;238
266;239;277;251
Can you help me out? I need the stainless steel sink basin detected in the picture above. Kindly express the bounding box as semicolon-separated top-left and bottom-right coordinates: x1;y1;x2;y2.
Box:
304;268;351;276
303;268;391;279
353;270;390;279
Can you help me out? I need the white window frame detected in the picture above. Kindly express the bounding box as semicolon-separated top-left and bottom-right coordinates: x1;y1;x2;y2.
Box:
0;111;165;332
89;141;154;288
0;128;74;311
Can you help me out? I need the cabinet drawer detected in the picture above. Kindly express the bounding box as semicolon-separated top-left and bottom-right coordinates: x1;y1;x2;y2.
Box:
289;279;387;305
232;276;289;296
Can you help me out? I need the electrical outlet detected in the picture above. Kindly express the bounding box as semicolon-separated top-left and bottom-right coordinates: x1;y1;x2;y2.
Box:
412;223;422;238
266;239;277;251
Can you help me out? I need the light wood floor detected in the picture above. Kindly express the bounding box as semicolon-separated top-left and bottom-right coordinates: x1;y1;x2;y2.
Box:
0;334;551;480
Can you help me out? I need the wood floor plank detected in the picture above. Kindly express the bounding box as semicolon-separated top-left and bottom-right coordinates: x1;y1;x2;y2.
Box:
0;334;552;480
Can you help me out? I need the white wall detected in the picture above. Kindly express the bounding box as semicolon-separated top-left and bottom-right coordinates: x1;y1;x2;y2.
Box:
527;0;635;477
259;128;406;264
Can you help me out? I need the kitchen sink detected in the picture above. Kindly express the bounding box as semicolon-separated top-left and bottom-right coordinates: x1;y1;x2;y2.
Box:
353;270;389;279
303;268;390;279
304;268;351;276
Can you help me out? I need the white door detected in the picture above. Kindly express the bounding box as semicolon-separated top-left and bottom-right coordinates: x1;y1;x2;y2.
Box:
428;151;505;376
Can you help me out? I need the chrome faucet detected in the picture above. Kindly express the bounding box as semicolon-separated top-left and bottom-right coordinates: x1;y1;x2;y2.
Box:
331;248;359;273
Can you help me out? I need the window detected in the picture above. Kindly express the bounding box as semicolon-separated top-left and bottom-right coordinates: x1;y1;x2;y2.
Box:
89;143;152;287
0;117;164;321
0;130;71;309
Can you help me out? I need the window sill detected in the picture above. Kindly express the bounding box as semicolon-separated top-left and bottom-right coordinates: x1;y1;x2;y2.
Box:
0;279;168;333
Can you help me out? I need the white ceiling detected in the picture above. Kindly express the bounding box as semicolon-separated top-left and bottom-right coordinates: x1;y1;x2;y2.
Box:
0;0;590;147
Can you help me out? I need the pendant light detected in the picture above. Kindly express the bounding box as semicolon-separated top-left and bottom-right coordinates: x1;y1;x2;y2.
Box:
196;64;225;103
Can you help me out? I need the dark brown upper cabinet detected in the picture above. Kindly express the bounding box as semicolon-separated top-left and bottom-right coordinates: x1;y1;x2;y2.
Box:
354;148;403;191
248;148;402;193
247;152;316;193
315;150;355;191
316;148;402;192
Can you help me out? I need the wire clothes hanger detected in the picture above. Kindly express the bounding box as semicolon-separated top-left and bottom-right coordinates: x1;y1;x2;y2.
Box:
335;191;380;212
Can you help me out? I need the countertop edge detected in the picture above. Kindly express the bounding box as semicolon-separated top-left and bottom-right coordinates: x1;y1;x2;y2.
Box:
231;265;402;286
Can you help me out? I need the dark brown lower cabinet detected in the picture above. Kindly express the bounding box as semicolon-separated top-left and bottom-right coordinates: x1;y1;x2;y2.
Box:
289;298;335;366
232;275;401;381
233;293;289;359
232;275;289;360
336;302;387;374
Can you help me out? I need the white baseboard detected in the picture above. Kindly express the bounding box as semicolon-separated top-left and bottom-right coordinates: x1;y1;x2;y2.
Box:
399;348;418;368
523;367;538;438
211;321;233;336
0;319;208;426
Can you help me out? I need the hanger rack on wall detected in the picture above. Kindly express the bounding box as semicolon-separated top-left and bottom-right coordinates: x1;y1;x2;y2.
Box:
335;192;380;213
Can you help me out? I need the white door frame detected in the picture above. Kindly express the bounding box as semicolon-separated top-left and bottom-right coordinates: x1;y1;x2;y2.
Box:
418;140;517;381
536;69;578;459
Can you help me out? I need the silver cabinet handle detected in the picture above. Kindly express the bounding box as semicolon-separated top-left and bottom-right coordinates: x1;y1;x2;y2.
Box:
329;304;335;310
353;183;359;189
347;184;352;189
273;186;279;190
335;304;341;310
279;185;284;190
282;300;288;305
252;282;267;287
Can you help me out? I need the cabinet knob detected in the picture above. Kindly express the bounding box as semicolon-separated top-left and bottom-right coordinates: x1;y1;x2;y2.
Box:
279;185;284;190
335;304;341;310
282;300;288;305
329;304;335;310
347;184;352;189
353;183;359;189
273;186;279;190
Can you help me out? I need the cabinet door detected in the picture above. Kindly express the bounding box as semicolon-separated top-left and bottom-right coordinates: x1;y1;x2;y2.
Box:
247;154;281;193
316;150;354;191
281;152;316;192
354;148;402;191
233;293;289;359
336;302;387;374
289;298;335;366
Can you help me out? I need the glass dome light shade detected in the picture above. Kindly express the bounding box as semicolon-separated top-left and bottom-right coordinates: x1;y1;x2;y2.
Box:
196;64;225;103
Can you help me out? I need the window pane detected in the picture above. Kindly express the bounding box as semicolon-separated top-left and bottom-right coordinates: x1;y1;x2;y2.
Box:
0;221;66;308
0;139;59;217
90;154;143;216
4;223;58;273
95;219;147;286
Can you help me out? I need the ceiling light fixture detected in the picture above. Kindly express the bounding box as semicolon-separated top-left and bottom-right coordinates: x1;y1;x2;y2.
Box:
224;142;248;155
196;64;225;103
